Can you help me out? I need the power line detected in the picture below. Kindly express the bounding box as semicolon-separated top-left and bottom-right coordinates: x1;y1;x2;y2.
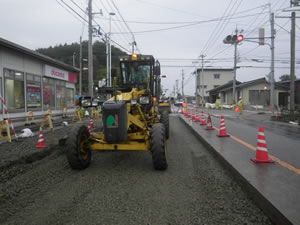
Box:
57;0;131;53
111;11;274;35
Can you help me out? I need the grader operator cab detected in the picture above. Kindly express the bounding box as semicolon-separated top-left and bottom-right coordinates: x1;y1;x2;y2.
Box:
65;54;169;170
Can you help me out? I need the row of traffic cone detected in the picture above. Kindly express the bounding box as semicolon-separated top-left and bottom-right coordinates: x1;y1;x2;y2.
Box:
36;119;95;148
184;107;274;165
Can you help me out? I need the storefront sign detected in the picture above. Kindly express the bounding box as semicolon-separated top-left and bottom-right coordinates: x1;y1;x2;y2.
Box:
45;65;68;81
68;72;77;83
45;65;78;83
27;85;41;107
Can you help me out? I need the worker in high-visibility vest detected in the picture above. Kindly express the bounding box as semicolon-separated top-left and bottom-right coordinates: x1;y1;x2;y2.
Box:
238;96;244;115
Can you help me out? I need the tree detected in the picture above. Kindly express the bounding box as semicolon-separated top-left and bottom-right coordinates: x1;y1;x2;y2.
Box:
279;74;290;81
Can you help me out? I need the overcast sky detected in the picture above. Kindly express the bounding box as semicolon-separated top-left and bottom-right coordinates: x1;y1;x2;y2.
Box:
0;0;298;96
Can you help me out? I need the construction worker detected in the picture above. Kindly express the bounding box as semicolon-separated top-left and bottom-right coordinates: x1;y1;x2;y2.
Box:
238;96;244;115
215;97;220;110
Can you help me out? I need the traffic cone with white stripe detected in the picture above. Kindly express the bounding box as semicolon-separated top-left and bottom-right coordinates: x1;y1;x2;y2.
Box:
192;108;196;121
36;127;46;148
88;120;93;134
251;126;274;165
217;115;230;137
89;119;94;128
186;108;191;118
200;111;207;126
195;109;201;122
206;114;214;130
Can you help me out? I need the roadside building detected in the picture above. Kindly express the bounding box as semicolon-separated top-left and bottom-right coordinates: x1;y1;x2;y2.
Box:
0;37;79;119
196;68;234;104
278;79;300;110
207;77;289;107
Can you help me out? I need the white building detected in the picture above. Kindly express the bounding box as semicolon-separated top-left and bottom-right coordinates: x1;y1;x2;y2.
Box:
196;68;233;104
0;37;79;119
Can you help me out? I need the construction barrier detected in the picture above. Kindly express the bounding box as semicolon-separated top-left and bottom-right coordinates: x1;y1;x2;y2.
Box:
25;111;36;126
0;119;11;142
62;108;68;118
91;108;101;127
40;111;54;146
72;107;83;123
0;95;18;142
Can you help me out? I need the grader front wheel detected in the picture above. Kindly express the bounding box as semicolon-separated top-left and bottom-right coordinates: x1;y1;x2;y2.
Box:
151;123;168;170
66;124;91;169
160;111;169;139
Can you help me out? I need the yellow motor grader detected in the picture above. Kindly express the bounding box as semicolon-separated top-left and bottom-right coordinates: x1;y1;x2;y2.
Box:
65;54;169;170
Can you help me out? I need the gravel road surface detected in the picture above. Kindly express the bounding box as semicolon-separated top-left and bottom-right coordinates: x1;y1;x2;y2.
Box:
0;115;271;225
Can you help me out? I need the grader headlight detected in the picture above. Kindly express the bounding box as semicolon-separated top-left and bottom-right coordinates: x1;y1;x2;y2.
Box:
139;96;150;104
130;99;137;105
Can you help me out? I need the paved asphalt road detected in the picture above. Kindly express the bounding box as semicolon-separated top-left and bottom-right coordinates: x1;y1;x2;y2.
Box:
0;115;271;225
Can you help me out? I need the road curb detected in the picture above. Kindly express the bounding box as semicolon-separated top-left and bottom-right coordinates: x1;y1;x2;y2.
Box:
179;115;292;225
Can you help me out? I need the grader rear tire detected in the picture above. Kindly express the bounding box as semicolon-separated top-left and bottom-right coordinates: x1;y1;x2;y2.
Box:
151;123;168;170
160;111;169;139
66;124;91;169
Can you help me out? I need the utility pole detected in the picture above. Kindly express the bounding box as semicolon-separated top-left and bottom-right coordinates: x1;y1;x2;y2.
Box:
106;34;109;87
79;36;82;96
109;12;115;87
176;79;179;98
181;69;184;98
200;54;205;107
290;11;296;111
270;13;275;115
88;0;93;97
132;41;136;54
72;52;76;67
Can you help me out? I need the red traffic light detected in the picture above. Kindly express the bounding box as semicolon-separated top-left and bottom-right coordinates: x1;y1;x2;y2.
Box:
237;35;244;42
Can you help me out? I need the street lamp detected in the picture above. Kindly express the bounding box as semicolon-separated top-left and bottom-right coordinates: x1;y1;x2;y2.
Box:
109;12;116;87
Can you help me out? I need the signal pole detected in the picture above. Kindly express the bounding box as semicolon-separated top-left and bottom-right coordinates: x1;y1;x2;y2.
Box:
233;28;238;104
182;69;184;98
88;0;93;97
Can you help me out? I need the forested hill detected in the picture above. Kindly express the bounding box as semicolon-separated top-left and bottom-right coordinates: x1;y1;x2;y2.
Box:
36;40;127;82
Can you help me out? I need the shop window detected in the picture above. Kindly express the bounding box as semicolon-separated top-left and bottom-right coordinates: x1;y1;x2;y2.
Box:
4;68;25;112
27;74;41;110
56;86;65;110
66;88;74;107
43;77;55;110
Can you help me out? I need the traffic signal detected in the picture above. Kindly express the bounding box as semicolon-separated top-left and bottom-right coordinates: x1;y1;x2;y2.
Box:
223;34;244;44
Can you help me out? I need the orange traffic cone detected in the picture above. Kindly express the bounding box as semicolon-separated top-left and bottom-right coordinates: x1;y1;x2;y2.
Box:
192;108;196;121
36;127;46;148
186;108;191;118
217;115;230;137
88;120;92;134
195;109;201;122
200;111;207;126
206;114;214;130
251;126;275;165
89;119;94;128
